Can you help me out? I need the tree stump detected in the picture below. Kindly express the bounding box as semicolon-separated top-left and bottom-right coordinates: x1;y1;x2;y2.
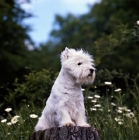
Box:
29;126;100;140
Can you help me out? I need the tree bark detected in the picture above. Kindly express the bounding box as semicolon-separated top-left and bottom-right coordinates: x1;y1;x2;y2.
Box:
29;126;100;140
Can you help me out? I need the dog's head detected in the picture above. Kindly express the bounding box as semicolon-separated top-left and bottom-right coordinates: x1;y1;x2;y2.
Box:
61;47;96;84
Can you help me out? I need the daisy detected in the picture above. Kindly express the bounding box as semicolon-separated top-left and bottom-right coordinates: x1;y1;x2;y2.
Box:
5;108;12;112
104;82;112;85
94;104;101;107
11;116;20;124
126;112;134;118
117;109;122;113
91;100;97;103
114;88;121;92
111;102;116;106
118;121;123;125
88;96;93;99
30;114;38;118
94;95;100;99
137;20;139;25
1;119;7;123
7;122;12;126
90;108;97;111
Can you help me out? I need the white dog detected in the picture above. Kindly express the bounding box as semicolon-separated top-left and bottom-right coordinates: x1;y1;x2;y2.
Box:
35;48;96;131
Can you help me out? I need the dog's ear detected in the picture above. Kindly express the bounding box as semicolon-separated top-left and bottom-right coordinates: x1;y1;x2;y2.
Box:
61;47;69;61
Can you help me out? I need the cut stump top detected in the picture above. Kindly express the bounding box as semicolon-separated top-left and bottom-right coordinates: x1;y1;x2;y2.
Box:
29;126;100;140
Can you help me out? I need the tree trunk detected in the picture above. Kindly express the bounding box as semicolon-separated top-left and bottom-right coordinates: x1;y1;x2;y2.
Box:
29;126;100;140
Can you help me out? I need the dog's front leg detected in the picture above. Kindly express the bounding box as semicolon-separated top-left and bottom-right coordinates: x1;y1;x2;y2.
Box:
57;108;75;127
75;108;90;127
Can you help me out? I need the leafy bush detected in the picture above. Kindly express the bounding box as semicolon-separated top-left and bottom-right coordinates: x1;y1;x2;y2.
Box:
2;69;57;110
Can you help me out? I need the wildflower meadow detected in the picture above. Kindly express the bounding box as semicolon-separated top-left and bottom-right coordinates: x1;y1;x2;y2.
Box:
85;84;139;140
0;70;139;140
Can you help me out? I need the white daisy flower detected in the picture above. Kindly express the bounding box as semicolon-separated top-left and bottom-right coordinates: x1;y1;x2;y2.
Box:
5;108;12;112
114;88;121;92
108;109;111;112
81;88;85;91
91;100;97;103
88;96;93;99
118;121;123;125
114;117;118;122
125;109;131;112
1;119;7;123
11;116;20;124
90;108;97;111
120;107;130;112
117;109;122;113
94;104;101;107
104;82;112;85
30;114;38;118
118;107;123;110
94;95;100;99
126;112;134;118
137;20;139;25
114;117;122;122
111;102;116;106
7;122;12;126
14;115;20;118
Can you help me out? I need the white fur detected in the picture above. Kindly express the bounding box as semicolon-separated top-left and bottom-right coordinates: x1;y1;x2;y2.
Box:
35;48;96;131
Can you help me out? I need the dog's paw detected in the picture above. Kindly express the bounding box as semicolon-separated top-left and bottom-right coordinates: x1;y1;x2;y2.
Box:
61;121;75;127
79;123;90;127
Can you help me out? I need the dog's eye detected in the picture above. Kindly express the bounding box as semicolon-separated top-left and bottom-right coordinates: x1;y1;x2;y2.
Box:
77;62;82;65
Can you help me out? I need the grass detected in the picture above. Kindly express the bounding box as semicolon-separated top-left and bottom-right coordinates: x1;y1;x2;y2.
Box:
0;105;39;140
0;82;139;140
85;82;139;140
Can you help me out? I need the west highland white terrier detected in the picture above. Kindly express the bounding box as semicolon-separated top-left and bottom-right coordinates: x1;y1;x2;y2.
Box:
35;48;96;131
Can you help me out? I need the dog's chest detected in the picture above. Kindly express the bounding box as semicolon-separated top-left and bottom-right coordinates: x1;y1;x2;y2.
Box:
65;91;83;113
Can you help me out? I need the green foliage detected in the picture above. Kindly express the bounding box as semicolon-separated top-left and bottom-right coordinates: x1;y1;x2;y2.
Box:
0;0;32;86
25;44;61;71
51;0;139;46
2;69;56;110
1;0;139;87
39;0;139;76
94;24;139;74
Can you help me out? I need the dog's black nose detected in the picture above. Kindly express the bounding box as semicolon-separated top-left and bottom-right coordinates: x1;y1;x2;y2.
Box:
90;68;94;73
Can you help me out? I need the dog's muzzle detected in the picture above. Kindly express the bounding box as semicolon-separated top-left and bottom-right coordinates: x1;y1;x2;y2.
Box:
90;68;94;74
88;68;95;76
